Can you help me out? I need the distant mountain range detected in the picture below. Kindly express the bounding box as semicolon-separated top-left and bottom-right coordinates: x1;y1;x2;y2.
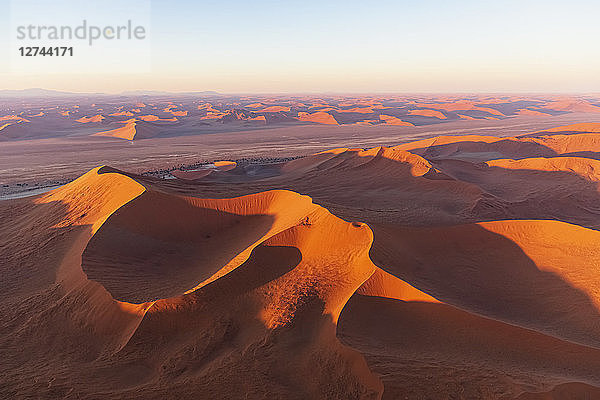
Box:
0;88;221;98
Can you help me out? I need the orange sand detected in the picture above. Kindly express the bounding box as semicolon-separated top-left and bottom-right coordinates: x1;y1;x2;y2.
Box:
408;109;447;119
297;111;339;125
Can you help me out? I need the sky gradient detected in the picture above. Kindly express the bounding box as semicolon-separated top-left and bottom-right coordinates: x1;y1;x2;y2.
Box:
1;0;599;93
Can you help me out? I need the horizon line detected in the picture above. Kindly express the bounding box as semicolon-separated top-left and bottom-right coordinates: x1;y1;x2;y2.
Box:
2;88;600;97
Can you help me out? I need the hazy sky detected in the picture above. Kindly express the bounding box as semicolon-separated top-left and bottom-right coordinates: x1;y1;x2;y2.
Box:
1;0;600;93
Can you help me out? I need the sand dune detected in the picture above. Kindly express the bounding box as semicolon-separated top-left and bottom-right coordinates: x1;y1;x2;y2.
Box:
0;119;31;139
260;106;290;113
529;122;600;135
1;167;383;398
76;114;105;123
0;115;30;123
5;127;600;398
408;109;447;119
297;111;339;125
544;99;600;113
413;100;506;116
516;108;551;117
378;114;414;126
393;128;600;161
109;111;135;117
93;119;163;140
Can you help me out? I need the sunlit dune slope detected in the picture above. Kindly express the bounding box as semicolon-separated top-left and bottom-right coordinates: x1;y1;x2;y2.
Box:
297;111;339;125
93;119;165;140
394;127;600;161
530;122;600;135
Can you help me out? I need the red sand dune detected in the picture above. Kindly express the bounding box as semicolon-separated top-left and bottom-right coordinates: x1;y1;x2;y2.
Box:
197;103;219;111
259;106;290;113
0;120;30;139
0;115;30;123
76;114;105;123
109;111;135;117
545;98;600;113
138;114;178;122
532;122;600;134
137;114;160;121
248;115;267;122
297;111;339;125
379;115;414;126
93;119;161;140
1;167;382;398
338;107;375;113
170;110;188;117
516;108;551;117
414;100;505;116
393;127;600;162
408;109;447;119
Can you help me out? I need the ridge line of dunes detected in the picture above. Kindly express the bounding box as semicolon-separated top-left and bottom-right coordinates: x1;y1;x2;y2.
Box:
93;119;165;140
392;123;600;161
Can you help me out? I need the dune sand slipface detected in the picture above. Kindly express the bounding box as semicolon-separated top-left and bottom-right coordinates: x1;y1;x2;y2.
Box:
3;124;600;398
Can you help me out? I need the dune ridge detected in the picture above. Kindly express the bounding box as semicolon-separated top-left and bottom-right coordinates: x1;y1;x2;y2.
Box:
93;119;162;140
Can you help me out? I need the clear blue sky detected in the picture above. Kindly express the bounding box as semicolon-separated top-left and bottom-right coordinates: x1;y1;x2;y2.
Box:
1;0;599;93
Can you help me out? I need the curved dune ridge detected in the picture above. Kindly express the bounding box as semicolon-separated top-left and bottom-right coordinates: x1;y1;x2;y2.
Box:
93;118;179;140
394;126;600;161
4;127;600;398
297;110;339;125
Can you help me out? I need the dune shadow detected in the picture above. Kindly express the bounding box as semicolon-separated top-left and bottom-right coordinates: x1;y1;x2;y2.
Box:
436;161;600;230
188;244;302;302
82;189;277;303
368;221;600;349
410;138;559;160
337;294;600;399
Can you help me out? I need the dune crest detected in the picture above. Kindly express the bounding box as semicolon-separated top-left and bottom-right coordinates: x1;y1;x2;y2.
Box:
93;119;161;140
297;111;339;125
